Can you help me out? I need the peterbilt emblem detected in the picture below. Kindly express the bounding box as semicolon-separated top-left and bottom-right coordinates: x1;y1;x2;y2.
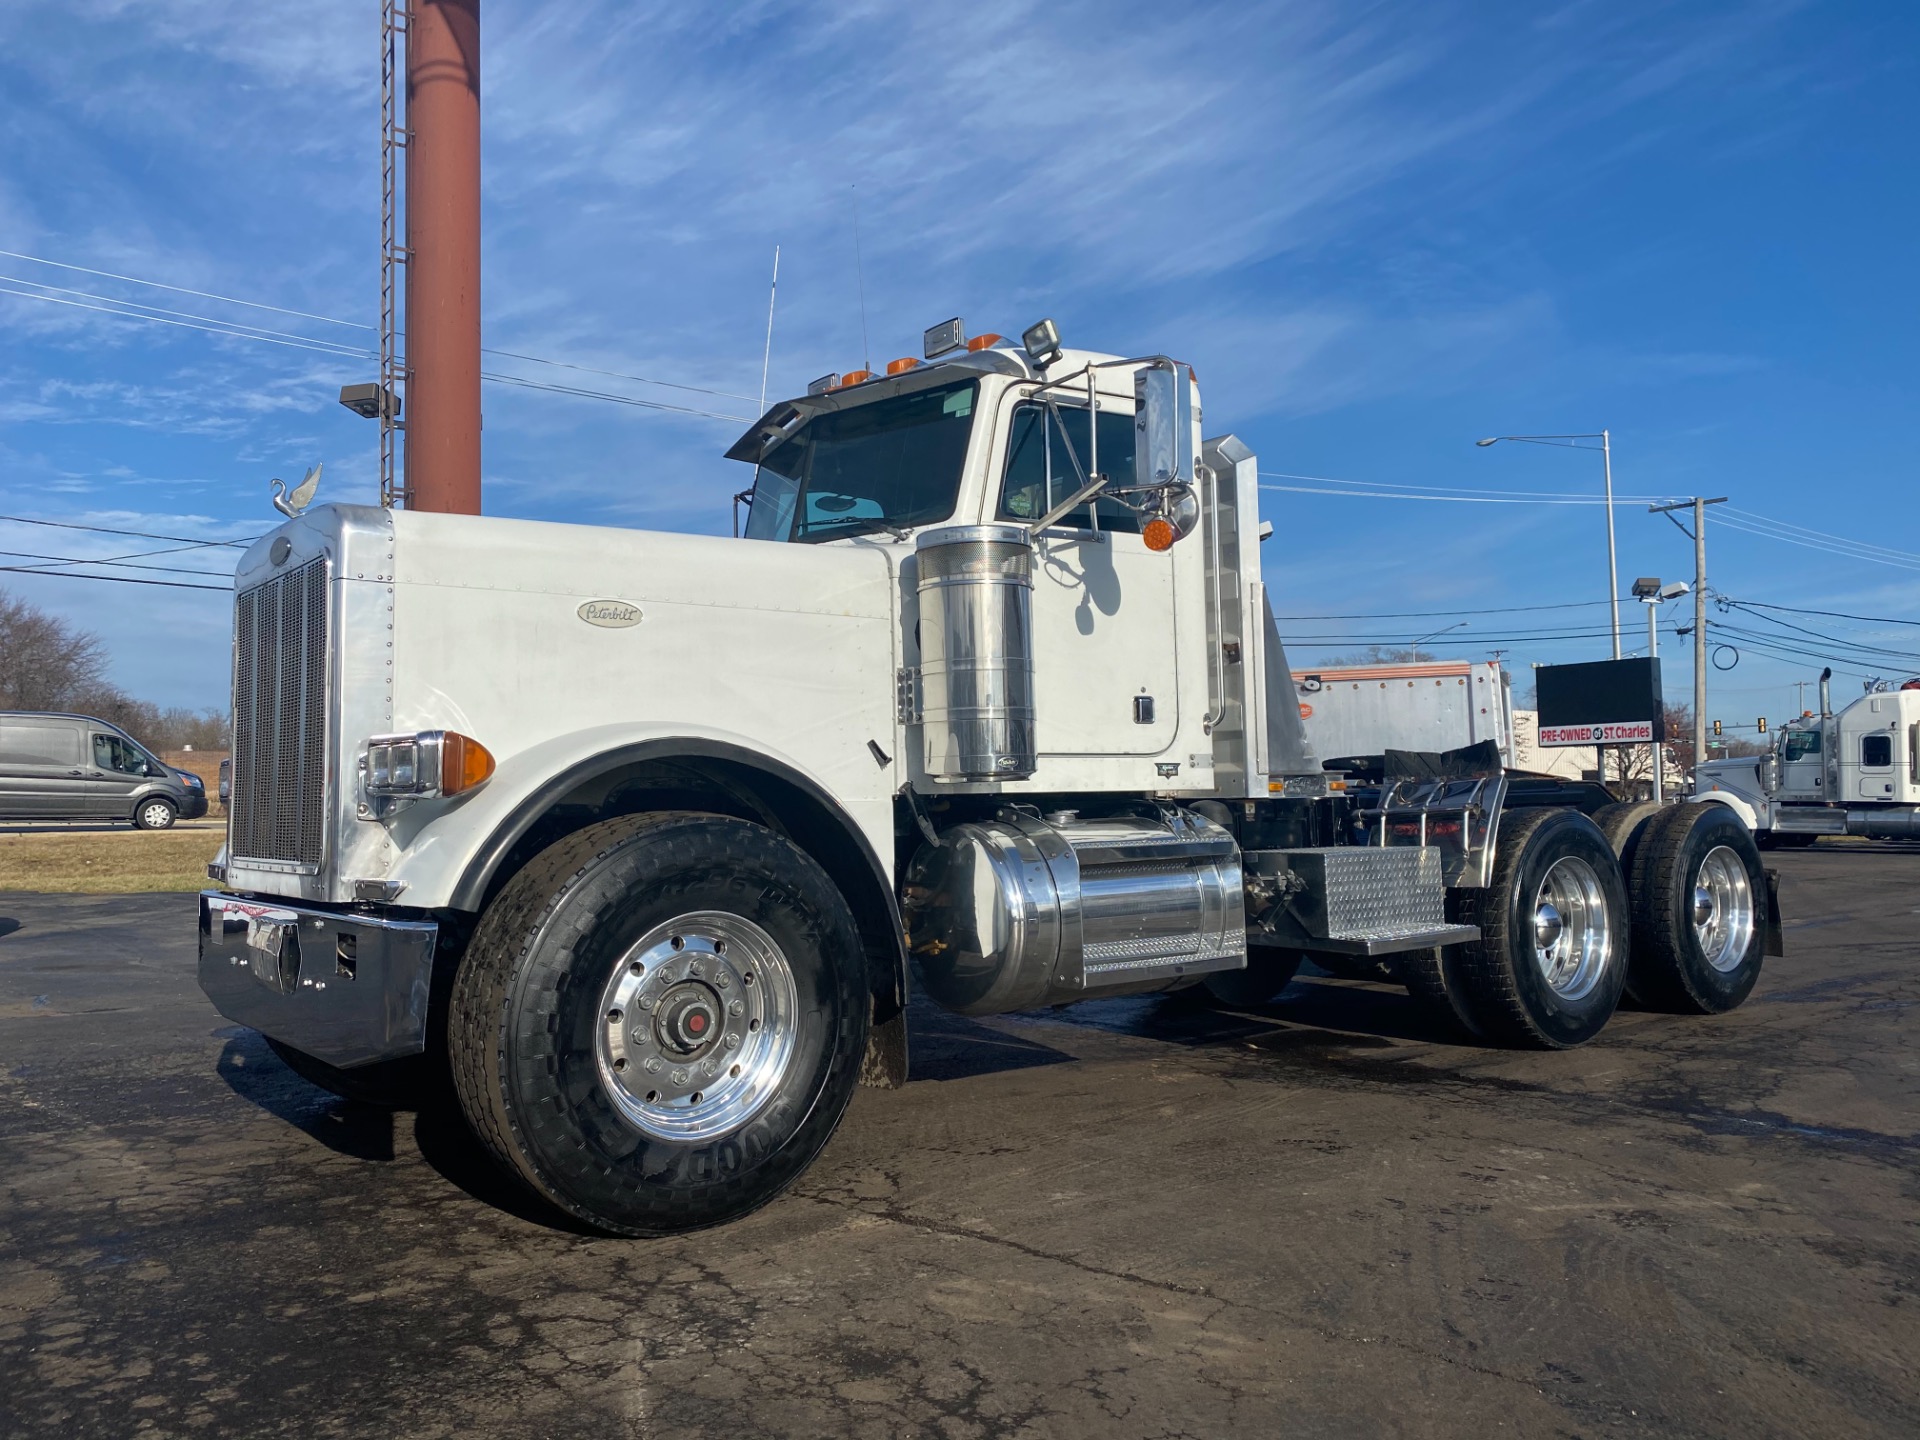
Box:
577;600;642;628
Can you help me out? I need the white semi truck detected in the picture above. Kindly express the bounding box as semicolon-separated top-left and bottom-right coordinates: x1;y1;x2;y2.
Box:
200;320;1780;1235
1695;666;1920;845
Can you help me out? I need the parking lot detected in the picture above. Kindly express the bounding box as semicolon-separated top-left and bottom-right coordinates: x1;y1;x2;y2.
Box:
1;846;1915;1439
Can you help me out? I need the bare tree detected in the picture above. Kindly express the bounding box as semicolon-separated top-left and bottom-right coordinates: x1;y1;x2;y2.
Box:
0;588;228;749
0;588;110;710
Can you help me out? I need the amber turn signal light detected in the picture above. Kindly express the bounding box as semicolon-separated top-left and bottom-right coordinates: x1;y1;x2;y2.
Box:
440;732;496;796
1142;517;1177;552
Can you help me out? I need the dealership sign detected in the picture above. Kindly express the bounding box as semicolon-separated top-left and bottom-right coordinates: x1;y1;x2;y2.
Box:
1538;720;1656;747
1535;657;1663;748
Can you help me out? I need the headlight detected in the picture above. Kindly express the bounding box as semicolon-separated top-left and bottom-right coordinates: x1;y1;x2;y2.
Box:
362;730;496;800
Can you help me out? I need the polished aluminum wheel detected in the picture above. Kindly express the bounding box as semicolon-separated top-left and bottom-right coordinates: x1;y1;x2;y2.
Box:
1530;856;1613;1001
1691;845;1756;973
595;911;798;1143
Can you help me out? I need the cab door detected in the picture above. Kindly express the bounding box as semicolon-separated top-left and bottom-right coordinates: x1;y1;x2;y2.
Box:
1778;725;1824;799
994;398;1178;757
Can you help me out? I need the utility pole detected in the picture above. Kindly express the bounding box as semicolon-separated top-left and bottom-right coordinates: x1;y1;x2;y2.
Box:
1795;679;1809;715
1649;496;1727;769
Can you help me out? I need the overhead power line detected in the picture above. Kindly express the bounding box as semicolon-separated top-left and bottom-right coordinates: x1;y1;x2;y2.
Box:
0;547;231;579
0;252;759;403
0;513;258;548
0;563;227;593
0;246;372;329
1259;470;1677;505
1726;597;1920;630
1273;597;1620;621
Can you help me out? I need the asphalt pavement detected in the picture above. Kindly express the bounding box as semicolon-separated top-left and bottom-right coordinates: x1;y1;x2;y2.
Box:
1;848;1916;1438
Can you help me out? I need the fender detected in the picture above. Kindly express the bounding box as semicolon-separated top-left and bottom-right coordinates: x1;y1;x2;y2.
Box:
1694;790;1760;831
446;736;910;1085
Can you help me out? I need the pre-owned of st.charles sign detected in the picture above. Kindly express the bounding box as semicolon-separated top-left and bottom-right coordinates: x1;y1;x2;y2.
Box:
1534;657;1663;749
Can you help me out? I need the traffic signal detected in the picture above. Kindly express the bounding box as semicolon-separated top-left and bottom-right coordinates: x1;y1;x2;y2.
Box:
1712;719;1722;736
1757;717;1767;734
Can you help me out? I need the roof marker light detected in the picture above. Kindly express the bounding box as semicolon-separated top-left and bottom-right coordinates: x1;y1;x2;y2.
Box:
886;357;920;376
965;333;1003;352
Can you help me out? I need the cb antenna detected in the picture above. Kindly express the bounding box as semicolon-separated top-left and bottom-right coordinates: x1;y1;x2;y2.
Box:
758;244;780;416
851;184;870;371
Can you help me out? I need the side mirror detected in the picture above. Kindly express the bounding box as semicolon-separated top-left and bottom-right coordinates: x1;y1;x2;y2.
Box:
1134;361;1193;491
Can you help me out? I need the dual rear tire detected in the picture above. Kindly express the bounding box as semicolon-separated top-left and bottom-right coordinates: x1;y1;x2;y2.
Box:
1406;802;1767;1047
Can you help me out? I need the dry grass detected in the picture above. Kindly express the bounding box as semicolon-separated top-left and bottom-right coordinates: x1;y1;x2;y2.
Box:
0;826;225;893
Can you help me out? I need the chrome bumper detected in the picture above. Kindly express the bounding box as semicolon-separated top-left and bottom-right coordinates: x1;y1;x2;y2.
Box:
197;891;437;1068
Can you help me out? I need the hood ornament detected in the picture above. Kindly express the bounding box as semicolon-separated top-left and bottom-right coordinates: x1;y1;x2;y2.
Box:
271;463;322;519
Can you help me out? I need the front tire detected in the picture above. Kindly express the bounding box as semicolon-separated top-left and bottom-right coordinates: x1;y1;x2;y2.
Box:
1452;808;1630;1049
1625;803;1767;1013
448;813;868;1237
134;797;177;830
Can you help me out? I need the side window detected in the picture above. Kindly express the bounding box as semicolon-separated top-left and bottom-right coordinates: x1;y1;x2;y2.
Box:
1861;733;1892;768
0;722;81;767
998;403;1141;534
1783;729;1819;761
93;734;148;775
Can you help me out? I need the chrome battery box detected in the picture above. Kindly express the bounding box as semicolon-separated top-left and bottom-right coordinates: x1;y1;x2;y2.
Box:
197;891;437;1067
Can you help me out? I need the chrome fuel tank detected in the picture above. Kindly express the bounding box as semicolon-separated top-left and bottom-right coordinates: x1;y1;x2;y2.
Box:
902;807;1245;1016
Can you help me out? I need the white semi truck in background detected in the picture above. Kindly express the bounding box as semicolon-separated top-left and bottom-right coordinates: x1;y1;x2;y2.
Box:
1695;666;1920;845
200;319;1779;1236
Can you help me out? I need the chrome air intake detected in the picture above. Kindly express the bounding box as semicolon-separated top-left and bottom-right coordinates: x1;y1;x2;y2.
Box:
902;807;1246;1016
914;524;1035;782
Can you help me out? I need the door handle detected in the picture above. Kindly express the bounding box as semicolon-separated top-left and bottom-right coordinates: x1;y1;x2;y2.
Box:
68;769;84;777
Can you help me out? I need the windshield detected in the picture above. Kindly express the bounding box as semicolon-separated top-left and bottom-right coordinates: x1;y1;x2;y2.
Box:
745;379;978;543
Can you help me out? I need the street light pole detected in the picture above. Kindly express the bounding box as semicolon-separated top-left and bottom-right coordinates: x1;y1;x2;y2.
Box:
1602;430;1620;659
1646;597;1662;802
1476;432;1620;659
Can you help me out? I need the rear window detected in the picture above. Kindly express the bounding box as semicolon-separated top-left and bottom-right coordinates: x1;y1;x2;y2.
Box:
0;720;81;766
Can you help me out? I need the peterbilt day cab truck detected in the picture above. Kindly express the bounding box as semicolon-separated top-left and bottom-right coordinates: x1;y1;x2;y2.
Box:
200;319;1778;1236
1695;666;1920;845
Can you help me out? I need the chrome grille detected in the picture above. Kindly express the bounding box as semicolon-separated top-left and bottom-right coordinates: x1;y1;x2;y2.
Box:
231;557;330;868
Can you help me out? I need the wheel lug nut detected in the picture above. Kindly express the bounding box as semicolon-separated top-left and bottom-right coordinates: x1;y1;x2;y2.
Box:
671;1068;689;1085
725;1033;740;1049
644;1057;662;1073
727;999;744;1016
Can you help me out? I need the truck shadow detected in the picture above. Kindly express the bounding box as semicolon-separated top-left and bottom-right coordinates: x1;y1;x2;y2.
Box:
215;1031;400;1164
905;997;1076;1082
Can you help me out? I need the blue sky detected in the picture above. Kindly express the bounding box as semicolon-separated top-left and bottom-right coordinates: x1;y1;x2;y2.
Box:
1;0;1915;726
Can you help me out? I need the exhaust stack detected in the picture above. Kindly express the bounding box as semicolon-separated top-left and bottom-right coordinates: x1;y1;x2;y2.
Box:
405;0;482;515
1819;666;1833;719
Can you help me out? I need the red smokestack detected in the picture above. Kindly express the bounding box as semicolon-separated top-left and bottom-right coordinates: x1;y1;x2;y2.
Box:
406;0;482;515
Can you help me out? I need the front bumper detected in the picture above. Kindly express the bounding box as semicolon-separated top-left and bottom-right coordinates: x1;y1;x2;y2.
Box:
181;791;209;819
197;892;437;1068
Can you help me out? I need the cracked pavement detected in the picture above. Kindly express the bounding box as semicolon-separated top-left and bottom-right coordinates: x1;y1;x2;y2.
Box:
2;846;1917;1438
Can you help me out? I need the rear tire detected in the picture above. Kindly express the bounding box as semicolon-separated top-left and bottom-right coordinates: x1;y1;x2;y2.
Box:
1625;803;1767;1013
1452;808;1630;1049
448;813;868;1237
134;797;177;830
266;1037;427;1109
1202;945;1305;1006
